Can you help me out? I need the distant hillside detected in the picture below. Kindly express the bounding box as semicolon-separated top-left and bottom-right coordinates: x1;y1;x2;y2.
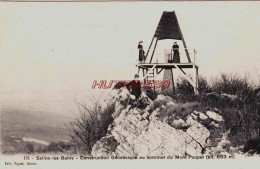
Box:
1;109;72;143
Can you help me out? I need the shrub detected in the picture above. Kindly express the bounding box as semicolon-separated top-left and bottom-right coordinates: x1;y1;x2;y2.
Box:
145;88;158;101
211;73;251;95
198;76;212;94
176;77;194;95
67;101;115;154
243;137;260;154
163;73;260;150
24;143;34;154
175;76;212;95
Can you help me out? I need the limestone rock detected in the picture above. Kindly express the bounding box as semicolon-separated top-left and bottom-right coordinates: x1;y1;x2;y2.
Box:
91;89;228;156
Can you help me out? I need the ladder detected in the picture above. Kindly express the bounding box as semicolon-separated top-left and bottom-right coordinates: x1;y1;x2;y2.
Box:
140;65;156;90
146;68;156;90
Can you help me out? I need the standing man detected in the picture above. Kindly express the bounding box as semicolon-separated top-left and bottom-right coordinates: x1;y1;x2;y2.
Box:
172;42;180;63
138;41;145;63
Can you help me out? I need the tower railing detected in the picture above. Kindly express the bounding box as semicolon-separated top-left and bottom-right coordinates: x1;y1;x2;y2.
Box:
140;48;198;64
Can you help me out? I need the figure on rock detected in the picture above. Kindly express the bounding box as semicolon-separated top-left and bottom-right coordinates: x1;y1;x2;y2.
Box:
126;74;142;99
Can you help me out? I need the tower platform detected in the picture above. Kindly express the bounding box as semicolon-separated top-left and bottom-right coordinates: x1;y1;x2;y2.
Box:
137;62;199;95
137;63;199;69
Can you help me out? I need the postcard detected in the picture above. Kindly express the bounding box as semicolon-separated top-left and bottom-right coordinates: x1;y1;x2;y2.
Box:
0;1;259;169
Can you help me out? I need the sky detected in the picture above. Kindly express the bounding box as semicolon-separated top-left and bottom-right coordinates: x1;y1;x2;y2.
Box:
1;2;260;115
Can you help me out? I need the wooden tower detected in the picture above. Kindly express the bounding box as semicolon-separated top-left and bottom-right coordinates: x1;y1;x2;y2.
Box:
137;11;199;94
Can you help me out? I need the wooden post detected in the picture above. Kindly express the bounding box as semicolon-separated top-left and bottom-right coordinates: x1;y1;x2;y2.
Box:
171;68;175;94
193;66;196;94
195;66;199;95
146;13;163;62
145;37;155;62
171;49;173;61
149;38;158;63
142;68;145;83
174;12;191;63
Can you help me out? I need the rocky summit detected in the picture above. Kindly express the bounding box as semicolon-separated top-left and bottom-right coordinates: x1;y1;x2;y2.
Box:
92;89;232;157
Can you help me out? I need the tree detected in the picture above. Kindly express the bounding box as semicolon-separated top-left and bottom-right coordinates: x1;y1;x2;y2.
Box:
67;100;115;154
